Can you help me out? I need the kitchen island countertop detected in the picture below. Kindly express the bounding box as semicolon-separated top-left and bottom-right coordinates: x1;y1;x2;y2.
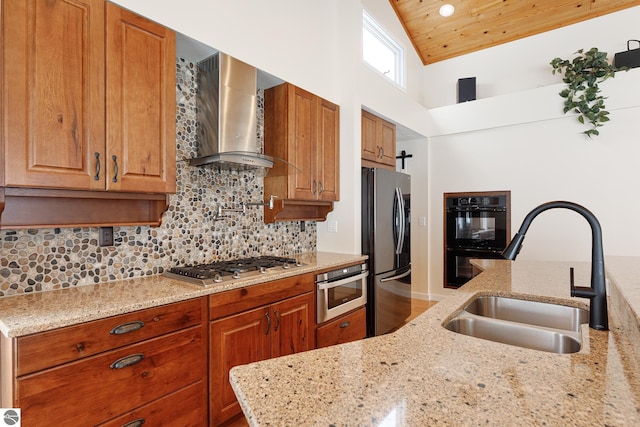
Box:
230;256;640;426
0;252;366;337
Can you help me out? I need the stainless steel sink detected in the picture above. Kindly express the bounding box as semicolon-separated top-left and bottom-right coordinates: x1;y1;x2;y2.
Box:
443;296;589;354
444;315;583;354
464;296;589;332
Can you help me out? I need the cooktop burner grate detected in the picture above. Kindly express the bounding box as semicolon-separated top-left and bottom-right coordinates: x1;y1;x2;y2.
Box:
167;256;300;282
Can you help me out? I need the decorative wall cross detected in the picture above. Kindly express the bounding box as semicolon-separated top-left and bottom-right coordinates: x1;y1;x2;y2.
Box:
396;150;413;169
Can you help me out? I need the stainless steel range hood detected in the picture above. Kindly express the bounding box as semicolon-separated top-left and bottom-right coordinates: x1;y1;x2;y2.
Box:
189;52;273;169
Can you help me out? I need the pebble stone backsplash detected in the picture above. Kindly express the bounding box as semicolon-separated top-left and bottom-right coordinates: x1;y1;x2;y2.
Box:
0;58;316;297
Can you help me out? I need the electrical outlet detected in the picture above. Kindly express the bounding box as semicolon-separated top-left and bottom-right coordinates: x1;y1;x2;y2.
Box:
419;216;427;227
99;227;114;247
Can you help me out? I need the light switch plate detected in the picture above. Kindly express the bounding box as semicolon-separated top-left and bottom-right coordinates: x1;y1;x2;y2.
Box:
327;221;338;233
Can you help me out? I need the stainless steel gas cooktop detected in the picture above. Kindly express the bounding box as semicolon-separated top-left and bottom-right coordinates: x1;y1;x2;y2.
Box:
164;256;303;286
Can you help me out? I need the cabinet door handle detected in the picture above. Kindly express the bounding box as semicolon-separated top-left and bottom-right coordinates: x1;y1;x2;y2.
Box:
318;182;324;195
110;353;145;369
313;180;317;195
379;147;384;158
339;321;351;329
121;419;145;427
112;155;119;183
273;310;280;332
94;152;101;181
265;311;271;335
110;320;145;335
377;146;382;158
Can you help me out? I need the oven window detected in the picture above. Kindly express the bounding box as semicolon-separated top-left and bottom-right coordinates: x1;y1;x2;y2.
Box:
328;283;363;310
455;214;496;241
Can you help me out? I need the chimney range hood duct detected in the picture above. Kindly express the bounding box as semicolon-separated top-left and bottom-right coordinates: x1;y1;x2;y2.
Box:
189;52;273;169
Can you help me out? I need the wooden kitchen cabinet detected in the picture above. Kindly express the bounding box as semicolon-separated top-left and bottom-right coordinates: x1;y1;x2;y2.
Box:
1;298;208;426
362;110;396;170
316;306;367;348
209;274;315;425
263;83;339;223
0;0;176;228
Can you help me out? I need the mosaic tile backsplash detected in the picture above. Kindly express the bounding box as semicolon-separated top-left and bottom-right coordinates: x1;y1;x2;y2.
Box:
0;58;316;297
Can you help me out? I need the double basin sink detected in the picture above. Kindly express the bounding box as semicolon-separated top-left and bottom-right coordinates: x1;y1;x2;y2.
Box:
444;295;589;354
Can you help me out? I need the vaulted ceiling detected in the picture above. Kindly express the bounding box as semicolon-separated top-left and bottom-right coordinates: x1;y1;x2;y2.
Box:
389;0;640;65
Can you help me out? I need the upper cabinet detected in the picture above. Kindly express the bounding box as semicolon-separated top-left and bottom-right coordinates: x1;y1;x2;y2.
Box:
263;83;339;223
105;3;176;194
1;0;176;229
361;110;396;170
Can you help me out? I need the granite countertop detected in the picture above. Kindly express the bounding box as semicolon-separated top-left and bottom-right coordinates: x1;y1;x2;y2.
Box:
230;256;640;426
0;252;367;337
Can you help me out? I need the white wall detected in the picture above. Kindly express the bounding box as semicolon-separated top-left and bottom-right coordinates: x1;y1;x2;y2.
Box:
423;6;640;108
426;69;640;298
397;138;429;300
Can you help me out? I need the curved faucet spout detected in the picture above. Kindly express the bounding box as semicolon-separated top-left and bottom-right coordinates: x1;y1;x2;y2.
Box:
501;201;608;330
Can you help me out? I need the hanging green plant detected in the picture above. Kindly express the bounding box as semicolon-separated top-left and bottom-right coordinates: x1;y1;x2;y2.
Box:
550;48;626;138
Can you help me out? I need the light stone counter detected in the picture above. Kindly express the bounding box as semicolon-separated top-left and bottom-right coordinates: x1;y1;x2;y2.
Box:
0;252;366;337
230;257;640;426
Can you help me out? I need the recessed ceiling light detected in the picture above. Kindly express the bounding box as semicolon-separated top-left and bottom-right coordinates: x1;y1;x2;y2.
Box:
439;4;455;17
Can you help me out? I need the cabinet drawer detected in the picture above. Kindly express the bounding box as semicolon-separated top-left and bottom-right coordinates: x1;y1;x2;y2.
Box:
16;298;203;376
17;326;204;426
316;307;366;348
209;273;314;320
97;380;206;427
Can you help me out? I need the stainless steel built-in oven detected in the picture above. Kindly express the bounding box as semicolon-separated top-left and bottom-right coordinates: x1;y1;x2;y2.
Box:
444;191;510;288
316;263;368;323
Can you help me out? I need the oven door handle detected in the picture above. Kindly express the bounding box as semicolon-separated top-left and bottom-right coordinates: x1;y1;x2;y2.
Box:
317;271;369;290
380;268;411;283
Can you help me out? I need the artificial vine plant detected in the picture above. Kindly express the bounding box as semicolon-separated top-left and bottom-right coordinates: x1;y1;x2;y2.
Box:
550;48;626;138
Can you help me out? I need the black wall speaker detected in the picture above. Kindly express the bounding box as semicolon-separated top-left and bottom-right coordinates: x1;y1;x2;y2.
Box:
457;77;476;103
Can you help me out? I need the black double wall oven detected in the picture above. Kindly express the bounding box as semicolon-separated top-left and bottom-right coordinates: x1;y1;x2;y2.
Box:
444;191;510;288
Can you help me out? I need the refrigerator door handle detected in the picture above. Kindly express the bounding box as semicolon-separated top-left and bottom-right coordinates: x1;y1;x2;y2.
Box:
380;268;411;283
398;187;406;254
394;187;404;255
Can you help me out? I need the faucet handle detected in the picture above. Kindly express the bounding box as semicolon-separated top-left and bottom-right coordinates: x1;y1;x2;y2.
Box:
570;267;597;298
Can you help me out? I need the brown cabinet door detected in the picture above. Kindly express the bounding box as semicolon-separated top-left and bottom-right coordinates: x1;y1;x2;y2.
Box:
317;98;340;202
287;84;317;200
380;118;396;167
361;110;379;162
271;292;315;357
3;0;105;190
209;306;271;425
105;3;176;193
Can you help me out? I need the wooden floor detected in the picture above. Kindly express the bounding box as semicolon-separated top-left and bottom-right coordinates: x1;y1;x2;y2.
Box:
222;299;438;427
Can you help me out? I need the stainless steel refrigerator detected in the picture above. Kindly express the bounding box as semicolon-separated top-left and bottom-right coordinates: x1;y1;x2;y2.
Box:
362;167;411;336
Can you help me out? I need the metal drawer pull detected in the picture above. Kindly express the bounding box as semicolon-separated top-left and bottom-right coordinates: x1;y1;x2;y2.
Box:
94;152;101;181
112;155;119;183
340;321;350;329
110;353;145;369
110;321;145;335
274;310;280;332
265;312;271;335
121;419;145;427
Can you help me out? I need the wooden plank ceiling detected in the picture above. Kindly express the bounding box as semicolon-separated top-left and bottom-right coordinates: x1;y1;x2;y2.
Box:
389;0;640;65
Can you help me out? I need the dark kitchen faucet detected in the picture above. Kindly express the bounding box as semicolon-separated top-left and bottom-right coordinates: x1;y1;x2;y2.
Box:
501;201;608;330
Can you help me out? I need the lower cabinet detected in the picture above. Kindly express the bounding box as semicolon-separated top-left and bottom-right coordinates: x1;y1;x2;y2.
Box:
209;275;315;426
316;306;367;348
2;299;208;426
